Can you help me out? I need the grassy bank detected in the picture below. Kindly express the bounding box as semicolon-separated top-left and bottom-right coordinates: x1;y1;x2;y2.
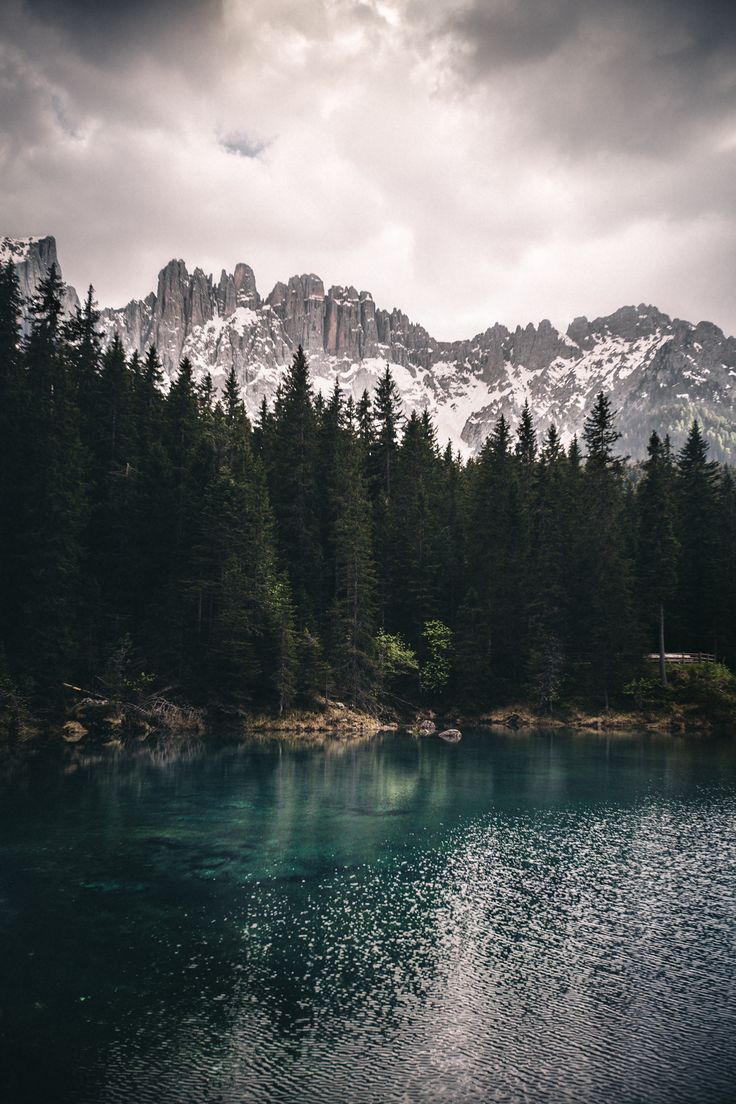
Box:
457;662;736;737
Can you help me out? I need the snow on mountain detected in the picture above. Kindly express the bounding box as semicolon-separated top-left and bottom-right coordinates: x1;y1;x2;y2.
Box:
1;234;79;322
4;236;736;459
0;236;43;264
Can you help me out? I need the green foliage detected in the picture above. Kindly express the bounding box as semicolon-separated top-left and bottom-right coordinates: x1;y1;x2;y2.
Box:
623;675;667;711
375;631;418;681
420;620;454;695
626;662;736;732
673;662;736;730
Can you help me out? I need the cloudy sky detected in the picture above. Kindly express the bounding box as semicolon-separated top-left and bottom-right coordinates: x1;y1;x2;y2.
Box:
1;0;735;338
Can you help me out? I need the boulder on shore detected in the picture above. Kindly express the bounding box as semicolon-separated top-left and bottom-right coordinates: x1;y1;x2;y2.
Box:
438;728;462;743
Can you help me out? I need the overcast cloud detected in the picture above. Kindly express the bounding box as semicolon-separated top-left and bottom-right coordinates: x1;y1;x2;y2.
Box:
1;0;735;337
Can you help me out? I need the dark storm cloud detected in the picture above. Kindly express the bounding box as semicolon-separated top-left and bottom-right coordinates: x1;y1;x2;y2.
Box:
443;0;583;68
442;0;736;70
22;0;220;60
441;0;736;149
1;0;734;338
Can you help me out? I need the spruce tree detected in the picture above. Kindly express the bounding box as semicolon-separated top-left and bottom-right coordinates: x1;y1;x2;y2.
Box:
716;468;736;669
0;262;24;671
637;431;678;685
370;366;403;627
64;286;102;421
578;393;636;707
527;423;568;709
19;265;88;699
515;399;537;465
584;392;623;469
268;346;322;627
464;414;528;699
391;410;442;642
675;420;720;654
327;412;377;703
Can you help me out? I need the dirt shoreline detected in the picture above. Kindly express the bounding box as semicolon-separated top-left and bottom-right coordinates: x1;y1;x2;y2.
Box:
462;705;714;736
1;698;727;762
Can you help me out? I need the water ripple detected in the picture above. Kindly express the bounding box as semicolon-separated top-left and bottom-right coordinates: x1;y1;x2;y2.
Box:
98;797;736;1104
1;733;735;1104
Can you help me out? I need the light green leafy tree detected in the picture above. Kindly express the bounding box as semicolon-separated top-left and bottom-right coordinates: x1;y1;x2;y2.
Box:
420;619;453;695
375;630;418;684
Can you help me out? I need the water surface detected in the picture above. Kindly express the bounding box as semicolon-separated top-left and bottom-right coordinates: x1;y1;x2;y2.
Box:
1;729;735;1103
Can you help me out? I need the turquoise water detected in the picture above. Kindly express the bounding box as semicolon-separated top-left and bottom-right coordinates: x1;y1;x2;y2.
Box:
1;729;735;1103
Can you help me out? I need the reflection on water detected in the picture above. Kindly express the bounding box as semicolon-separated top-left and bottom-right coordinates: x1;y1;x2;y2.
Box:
0;730;735;1103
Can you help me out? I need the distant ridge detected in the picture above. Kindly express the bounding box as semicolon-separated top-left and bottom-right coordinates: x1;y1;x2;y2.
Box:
4;234;736;460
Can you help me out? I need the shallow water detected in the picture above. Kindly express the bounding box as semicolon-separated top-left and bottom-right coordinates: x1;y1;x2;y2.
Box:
1;729;735;1103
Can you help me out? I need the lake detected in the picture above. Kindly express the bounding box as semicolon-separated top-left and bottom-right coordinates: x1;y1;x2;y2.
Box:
1;728;735;1103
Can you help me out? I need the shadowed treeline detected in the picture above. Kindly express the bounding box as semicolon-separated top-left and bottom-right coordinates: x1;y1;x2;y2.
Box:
1;261;735;718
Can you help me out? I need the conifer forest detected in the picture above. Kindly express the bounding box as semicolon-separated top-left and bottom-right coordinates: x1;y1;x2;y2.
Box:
2;261;735;719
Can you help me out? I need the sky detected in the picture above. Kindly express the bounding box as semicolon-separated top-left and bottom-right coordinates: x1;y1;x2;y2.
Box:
1;0;735;339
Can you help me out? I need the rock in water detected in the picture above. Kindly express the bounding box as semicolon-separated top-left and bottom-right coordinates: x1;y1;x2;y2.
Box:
438;728;462;743
417;719;436;735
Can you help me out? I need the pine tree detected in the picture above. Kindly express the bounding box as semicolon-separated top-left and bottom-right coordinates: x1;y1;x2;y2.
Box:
357;389;374;456
18;265;89;699
464;414;528;699
391;410;442;641
434;441;465;626
675;420;720;654
0;262;24;671
577;393;637;707
584;392;623;469
637;431;678;685
371;365;403;498
327;413;377;703
515;399;537;465
146;356;208;676
527;423;569;709
64;286;102;421
268;346;322;627
716;468;736;669
370;366;403;627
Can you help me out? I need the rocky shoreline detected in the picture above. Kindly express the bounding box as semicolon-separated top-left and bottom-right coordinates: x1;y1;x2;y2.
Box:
1;691;730;766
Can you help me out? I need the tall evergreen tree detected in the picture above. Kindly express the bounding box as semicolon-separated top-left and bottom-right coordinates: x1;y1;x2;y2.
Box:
464;414;528;699
515;399;537;465
369;365;403;627
0;262;24;669
268;346;322;627
18;265;88;698
675;420;720;654
327;412;377;703
526;424;569;709
577;393;637;706
637;431;678;684
391;410;442;641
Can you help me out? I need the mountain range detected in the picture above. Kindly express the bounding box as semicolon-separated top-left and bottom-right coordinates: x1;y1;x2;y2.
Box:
3;234;736;460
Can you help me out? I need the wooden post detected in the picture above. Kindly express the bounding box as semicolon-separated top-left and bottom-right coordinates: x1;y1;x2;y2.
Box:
659;603;667;688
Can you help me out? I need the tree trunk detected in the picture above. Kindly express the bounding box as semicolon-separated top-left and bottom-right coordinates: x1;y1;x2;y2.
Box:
659;603;667;688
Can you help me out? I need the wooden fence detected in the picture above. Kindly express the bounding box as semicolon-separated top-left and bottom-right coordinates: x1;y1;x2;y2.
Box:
645;652;716;664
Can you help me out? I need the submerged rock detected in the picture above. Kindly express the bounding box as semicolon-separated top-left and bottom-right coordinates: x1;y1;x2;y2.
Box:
438;728;462;743
62;720;87;743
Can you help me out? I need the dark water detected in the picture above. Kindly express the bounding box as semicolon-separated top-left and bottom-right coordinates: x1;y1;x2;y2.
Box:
1;730;735;1104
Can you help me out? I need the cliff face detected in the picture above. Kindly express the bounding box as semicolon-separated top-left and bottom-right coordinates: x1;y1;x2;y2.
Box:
4;235;736;460
0;235;79;326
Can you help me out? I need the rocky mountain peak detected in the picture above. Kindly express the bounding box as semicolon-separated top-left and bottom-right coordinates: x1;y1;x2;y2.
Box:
0;234;79;321
4;235;736;460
